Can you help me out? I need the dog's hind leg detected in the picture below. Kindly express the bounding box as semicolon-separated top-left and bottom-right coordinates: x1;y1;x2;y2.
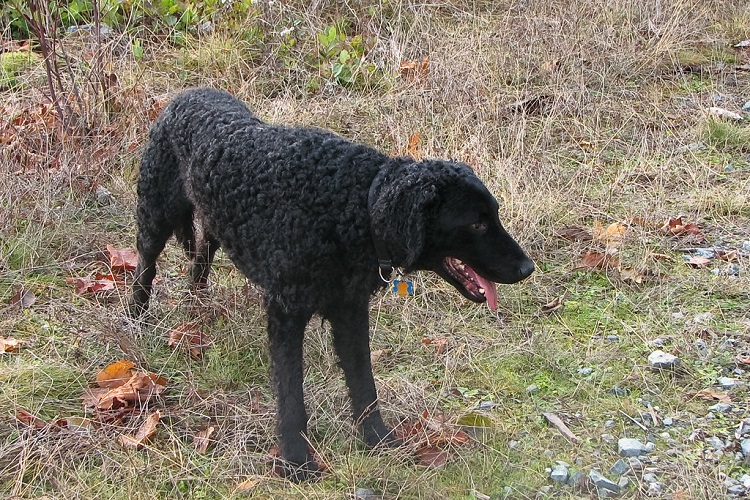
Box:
176;218;220;287
266;298;319;481
326;298;401;448
129;140;192;317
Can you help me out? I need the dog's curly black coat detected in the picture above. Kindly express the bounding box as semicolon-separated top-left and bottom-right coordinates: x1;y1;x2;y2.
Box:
130;88;534;480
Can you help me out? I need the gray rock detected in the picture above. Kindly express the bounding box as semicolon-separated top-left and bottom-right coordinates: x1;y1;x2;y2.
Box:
741;438;750;457
695;338;707;350
578;367;594;375
601;433;616;444
526;384;539;393
741;474;750;488
628;457;644;470
647;482;663;496
642;472;658;483
652;338;665;348
611;459;629;476
605;420;616;429
648;350;679;369
355;488;379;500
727;485;746;496
609;386;629;396
567;470;585;488
675;142;706;153
618;476;630;490
550;464;569;483
719;377;737;389
709;402;733;413
663;416;674;426
743;100;750;112
706;436;725;450
619;438;650;457
606;334;620;342
589;469;620;494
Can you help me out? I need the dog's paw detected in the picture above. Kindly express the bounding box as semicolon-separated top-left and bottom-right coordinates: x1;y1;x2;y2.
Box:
274;458;322;482
362;425;403;449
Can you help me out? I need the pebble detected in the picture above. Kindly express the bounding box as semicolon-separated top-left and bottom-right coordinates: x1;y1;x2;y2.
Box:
589;469;620;494
567;470;585;488
618;438;650;457
727;485;747;496
741;475;750;488
695;339;707;350
609;386;629;396
741;438;750;457
743;101;750;112
526;384;539;393
611;459;629;476
578;367;594;375
550;464;569;483
355;488;379;500
709;402;733;413
606;334;620;342
648;350;679;370
508;440;519;450
604;420;616;429
601;434;616;444
693;312;714;325
652;338;665;348
628;457;644;470
675;142;706;153
647;482;663;496
663;417;674;426
618;476;630;490
642;472;658;483
718;377;736;389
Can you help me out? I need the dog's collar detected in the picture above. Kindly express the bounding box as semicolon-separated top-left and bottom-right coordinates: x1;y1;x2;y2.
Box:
368;169;394;282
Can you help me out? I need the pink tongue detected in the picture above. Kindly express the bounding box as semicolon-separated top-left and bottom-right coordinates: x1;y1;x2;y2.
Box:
464;265;498;311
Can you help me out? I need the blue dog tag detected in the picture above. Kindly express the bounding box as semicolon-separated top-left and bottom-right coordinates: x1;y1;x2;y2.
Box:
392;279;413;296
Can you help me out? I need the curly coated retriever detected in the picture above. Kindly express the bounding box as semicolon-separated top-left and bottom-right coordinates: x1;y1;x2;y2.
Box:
129;88;534;480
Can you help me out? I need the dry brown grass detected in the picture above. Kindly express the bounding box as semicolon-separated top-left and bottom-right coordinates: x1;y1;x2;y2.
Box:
2;0;750;498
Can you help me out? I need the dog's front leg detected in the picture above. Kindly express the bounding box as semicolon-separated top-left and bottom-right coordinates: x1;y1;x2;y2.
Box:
266;300;318;481
327;298;401;448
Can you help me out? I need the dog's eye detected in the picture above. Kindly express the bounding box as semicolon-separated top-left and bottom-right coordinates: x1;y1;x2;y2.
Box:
469;221;487;232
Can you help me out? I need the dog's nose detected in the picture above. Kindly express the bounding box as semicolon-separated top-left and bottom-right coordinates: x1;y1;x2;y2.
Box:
518;259;535;279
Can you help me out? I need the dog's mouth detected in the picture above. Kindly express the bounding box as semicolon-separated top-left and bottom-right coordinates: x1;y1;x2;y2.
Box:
442;257;498;311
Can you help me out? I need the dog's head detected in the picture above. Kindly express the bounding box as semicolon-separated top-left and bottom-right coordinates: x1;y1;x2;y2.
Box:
370;159;534;310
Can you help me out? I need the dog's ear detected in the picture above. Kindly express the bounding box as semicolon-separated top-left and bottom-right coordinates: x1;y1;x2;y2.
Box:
370;163;439;269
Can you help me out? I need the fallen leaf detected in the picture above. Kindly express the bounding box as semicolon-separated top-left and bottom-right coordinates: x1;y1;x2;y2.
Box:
416;446;448;467
593;221;627;248
193;426;215;454
66;276;117;294
736;355;750;366
556;226;593;242
96;360;137;388
542;412;581;444
16;408;48;429
106;245;138;272
167;323;210;358
407;132;422;159
235;479;261;492
575;251;619;270
370;348;392;365
716;249;740;262
1;336;24;353
85;367;167;410
694;388;732;404
685;256;711;268
56;416;95;433
541;294;566;313
421;337;449;354
118;410;160;449
619;267;644;284
399;57;429;82
661;217;705;243
8;288;36;308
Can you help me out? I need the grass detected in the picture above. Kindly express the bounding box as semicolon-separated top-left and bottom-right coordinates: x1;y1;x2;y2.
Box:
1;0;750;498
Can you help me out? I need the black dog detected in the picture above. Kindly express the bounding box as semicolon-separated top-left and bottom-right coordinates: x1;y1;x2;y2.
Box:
129;88;533;480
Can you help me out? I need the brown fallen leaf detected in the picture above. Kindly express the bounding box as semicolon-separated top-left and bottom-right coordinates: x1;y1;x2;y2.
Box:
394;411;471;468
16;408;48;429
542;412;581;444
106;245;138;272
716;249;740;262
541;294;566;314
66;276;117;294
416;446;448;467
235;478;261;492
575;251;619;270
556;225;593;242
685;256;712;268
370;348;392;365
694;388;732;404
619;267;645;284
167;323;210;359
399;57;429;82
55;416;96;433
736;355;750;366
118;410;160;449
8;288;36;308
96;360;137;388
593;221;627;248
193;426;215;454
421;337;449;354
407;132;422;159
1;336;25;353
85;369;167;410
661;217;705;243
